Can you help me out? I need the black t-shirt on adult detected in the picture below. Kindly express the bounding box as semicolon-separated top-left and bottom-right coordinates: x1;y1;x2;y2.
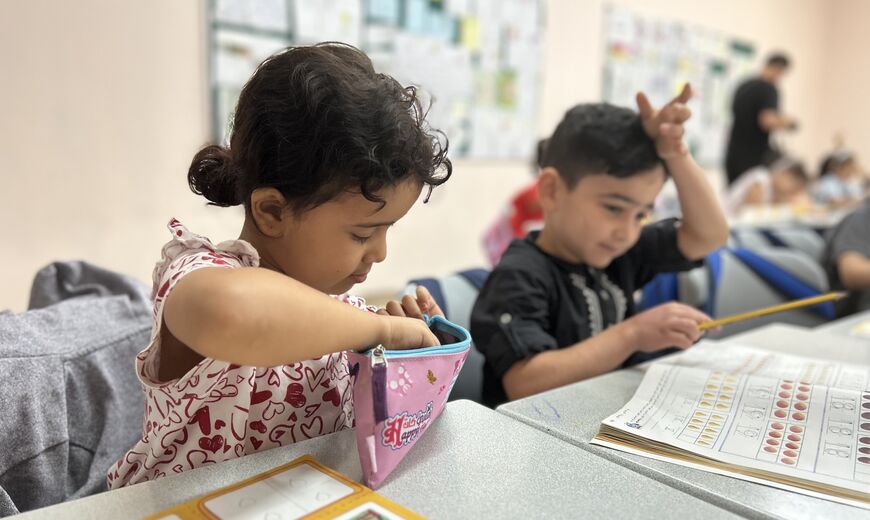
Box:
470;219;702;408
725;78;779;184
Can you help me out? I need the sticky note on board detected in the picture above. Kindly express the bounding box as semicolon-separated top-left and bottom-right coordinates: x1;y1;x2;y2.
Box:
460;16;480;51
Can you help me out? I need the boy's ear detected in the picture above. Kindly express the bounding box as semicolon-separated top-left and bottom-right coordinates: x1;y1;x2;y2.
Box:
250;188;292;238
537;167;562;212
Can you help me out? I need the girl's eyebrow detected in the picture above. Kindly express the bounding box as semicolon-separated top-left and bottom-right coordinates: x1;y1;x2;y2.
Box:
352;221;396;228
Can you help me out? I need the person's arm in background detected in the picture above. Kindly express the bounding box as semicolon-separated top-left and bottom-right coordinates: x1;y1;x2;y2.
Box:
759;109;798;132
838;252;870;290
636;84;730;260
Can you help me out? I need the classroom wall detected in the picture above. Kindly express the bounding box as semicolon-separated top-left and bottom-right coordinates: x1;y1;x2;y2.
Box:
0;0;861;311
816;0;870;169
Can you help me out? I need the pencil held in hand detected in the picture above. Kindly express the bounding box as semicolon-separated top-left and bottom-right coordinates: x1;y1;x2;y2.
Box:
698;292;846;331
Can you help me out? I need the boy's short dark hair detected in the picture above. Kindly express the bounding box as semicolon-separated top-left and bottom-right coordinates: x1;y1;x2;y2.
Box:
542;103;662;188
766;52;790;68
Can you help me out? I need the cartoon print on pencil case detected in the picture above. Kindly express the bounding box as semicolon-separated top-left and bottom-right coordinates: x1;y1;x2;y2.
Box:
388;364;413;396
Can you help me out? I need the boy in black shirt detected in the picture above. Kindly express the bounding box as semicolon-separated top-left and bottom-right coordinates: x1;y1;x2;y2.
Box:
471;86;729;407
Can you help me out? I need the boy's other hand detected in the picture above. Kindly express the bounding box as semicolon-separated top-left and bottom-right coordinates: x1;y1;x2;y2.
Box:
378;286;445;320
624;302;709;352
636;83;693;159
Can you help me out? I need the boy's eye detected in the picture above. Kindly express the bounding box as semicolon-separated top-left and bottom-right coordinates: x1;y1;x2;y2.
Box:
603;204;623;215
637;210;652;223
351;233;373;244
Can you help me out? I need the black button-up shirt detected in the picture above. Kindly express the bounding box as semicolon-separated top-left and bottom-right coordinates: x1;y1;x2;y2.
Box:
471;219;701;407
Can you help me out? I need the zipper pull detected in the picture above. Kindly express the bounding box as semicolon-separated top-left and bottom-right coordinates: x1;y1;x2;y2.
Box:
371;345;387;367
371;345;388;423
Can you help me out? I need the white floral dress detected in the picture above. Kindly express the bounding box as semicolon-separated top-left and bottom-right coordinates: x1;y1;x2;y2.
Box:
108;219;372;488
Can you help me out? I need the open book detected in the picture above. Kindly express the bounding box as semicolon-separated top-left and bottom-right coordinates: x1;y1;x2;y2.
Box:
591;344;870;509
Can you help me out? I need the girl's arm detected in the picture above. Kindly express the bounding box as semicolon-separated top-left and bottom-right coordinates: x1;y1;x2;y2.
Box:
163;267;438;366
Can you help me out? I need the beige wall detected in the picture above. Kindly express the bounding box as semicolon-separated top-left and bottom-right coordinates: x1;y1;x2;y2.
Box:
0;0;861;311
817;0;870;166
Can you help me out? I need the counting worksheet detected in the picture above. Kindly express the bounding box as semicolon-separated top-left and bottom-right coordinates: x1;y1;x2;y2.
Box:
593;345;870;508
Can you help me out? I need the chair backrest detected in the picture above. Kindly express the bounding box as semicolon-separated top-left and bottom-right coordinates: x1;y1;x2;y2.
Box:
732;225;826;263
711;247;830;336
730;227;772;251
640;247;830;338
0;261;151;515
405;269;489;403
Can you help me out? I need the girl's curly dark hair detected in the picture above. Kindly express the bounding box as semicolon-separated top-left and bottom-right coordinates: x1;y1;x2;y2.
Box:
188;42;452;211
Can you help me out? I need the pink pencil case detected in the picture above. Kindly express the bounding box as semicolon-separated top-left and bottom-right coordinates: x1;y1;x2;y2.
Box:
347;315;471;488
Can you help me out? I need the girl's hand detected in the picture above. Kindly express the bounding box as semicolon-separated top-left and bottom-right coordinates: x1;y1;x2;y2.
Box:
379;286;445;320
377;314;440;350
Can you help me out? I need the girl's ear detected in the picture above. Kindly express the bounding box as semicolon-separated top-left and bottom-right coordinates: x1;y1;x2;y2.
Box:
537;167;562;213
250;188;292;238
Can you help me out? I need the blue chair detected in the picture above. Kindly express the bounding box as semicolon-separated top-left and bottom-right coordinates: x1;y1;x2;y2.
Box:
403;269;489;403
641;246;831;337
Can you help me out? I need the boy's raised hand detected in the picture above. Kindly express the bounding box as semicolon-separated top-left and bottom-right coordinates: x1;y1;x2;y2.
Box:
379;285;445;320
623;301;710;352
636;83;693;160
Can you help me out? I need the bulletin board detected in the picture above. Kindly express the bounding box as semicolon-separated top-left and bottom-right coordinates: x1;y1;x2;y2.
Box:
208;0;545;159
602;5;756;167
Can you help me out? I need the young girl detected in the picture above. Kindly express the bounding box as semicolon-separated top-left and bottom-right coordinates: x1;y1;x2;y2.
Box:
108;43;451;488
814;149;865;208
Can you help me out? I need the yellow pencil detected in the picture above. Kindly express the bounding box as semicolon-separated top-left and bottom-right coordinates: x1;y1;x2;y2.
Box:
698;292;846;331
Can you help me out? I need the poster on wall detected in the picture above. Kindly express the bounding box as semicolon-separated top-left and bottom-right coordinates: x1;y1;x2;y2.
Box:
602;5;755;167
208;0;545;159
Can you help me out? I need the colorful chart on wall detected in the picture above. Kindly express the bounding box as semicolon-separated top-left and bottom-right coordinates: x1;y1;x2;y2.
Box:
208;0;545;159
602;5;756;168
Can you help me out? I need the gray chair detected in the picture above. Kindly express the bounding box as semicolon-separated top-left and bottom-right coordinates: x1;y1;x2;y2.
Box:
732;225;825;263
766;227;826;263
700;248;829;338
0;262;151;516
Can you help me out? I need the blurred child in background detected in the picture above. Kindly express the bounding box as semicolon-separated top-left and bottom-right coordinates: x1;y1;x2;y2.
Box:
726;157;810;215
814;149;865;208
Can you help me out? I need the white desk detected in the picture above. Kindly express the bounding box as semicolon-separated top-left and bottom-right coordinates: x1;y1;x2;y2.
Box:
815;309;870;339
17;400;738;519
498;324;870;519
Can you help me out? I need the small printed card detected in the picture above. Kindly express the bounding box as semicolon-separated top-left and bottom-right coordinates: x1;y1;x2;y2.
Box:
145;456;422;520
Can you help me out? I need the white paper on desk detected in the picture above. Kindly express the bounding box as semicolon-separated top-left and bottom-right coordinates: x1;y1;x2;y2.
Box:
592;346;870;509
850;321;870;338
202;462;354;519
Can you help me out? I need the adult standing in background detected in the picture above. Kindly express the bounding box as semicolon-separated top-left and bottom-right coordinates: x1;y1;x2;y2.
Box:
724;53;799;185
